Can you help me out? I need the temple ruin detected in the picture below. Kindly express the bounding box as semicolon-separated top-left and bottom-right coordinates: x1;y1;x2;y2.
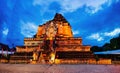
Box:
9;13;111;64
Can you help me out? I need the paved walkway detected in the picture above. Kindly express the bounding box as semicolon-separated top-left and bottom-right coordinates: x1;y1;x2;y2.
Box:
0;64;120;73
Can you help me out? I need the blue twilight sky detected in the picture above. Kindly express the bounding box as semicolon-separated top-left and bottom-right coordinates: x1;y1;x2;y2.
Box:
0;0;120;47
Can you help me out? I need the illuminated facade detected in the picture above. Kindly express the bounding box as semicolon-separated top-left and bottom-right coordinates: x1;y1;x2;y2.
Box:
9;13;111;64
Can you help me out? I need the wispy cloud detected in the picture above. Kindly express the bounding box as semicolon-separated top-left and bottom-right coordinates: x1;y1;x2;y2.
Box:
33;0;118;14
2;27;9;36
33;0;55;6
104;28;120;37
60;0;107;14
73;30;79;35
87;27;120;42
87;33;104;41
20;21;38;37
2;22;9;36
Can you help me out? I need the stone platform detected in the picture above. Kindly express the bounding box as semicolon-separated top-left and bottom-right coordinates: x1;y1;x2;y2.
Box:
0;64;120;73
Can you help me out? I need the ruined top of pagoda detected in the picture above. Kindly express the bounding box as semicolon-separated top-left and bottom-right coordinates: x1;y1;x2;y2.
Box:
36;13;73;38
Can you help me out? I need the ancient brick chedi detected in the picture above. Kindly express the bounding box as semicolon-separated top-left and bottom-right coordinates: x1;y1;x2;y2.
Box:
9;13;111;64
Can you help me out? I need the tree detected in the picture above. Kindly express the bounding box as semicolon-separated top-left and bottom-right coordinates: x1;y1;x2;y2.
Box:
90;46;103;52
33;34;37;38
102;43;111;51
110;35;120;50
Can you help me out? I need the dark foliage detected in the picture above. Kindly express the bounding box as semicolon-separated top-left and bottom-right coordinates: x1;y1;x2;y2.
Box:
91;35;120;52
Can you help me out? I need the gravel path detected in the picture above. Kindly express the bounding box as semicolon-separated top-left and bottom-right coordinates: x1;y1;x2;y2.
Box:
0;64;120;73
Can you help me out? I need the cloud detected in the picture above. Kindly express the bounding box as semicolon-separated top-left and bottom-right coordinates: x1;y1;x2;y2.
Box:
2;28;9;36
60;0;107;14
20;21;38;37
33;0;118;14
87;27;120;42
104;28;120;37
87;33;104;41
33;0;55;6
73;30;79;35
1;22;9;36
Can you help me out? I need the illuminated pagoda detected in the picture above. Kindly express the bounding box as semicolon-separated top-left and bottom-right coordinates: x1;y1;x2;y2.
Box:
9;13;111;64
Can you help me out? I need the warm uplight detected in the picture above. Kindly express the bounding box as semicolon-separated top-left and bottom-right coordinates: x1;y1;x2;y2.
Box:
55;59;60;64
50;52;55;63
